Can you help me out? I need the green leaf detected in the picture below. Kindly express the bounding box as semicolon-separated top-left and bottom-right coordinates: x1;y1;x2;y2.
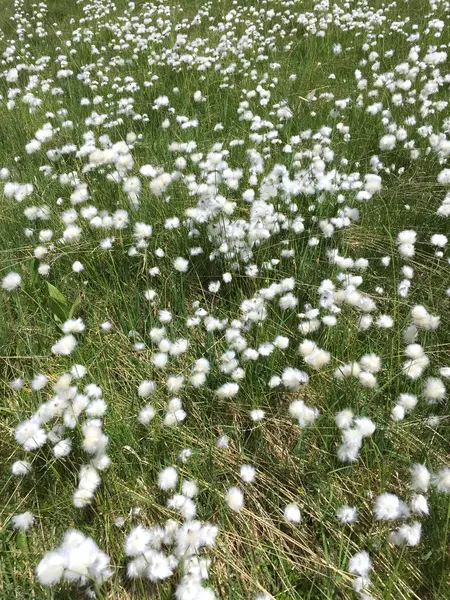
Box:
15;531;28;552
47;282;68;307
46;298;69;324
30;258;39;286
68;296;81;319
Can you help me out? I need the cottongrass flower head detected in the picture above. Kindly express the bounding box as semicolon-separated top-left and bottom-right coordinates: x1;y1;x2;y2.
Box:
225;487;244;511
2;272;22;291
11;511;34;532
283;503;301;523
36;529;112;587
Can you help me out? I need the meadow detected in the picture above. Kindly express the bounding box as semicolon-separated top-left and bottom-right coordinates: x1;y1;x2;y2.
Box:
0;0;449;598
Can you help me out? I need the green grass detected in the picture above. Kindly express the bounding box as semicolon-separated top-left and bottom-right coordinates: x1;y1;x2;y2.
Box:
1;0;450;598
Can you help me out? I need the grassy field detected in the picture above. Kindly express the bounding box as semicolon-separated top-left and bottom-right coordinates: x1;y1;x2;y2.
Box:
0;0;449;598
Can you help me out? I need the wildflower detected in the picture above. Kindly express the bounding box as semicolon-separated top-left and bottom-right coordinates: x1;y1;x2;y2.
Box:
379;134;396;150
9;378;24;390
182;480;198;498
158;467;178;491
2;272;21;291
72;261;84;273
409;463;430;492
289;400;319;427
283;503;301;523
174;257;189;272
15;419;47;451
433;468;450;493
53;439;72;458
226;487;244;511
348;551;371;576
12;460;32;476
390;522;422;546
337;505;357;524
159;310;172;324
71;364;86;379
138;380;155;398
374;493;409;520
36;530;111;586
138;405;156;425
303;347;330;370
152;353;168;369
217;435;229;449
410;494;429;515
423;377;446;403
240;465;256;483
216;382;239;399
62;318;85;334
431;234;448;247
281;368;309;390
31;374;49;391
360;354;381;373
250;409;265;421
51;334;77;356
437;169;450;184
164;397;187;426
335;409;354;429
11;511;34;531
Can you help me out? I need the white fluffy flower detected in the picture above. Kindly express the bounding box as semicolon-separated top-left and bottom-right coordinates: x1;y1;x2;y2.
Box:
433;468;450;493
410;463;430;492
240;465;256;483
431;234;448;247
283;503;301;523
359;354;381;374
31;373;49;391
53;439;72;458
390;522;422;547
303;347;330;370
289;400;319;427
379;134;396;151
36;529;111;586
437;168;450;185
337;505;357;524
250;409;265;421
225;487;244;511
71;364;87;379
2;272;22;291
11;511;34;531
12;460;32;476
374;493;409;520
217;435;229;449
348;551;371;576
173;257;189;272
158;467;178;491
15;419;47;450
410;494;429;515
335;409;354;429
354;417;376;437
423;377;446;403
391;404;405;421
36;551;66;585
62;318;85;334
152;352;168;369
215;382;239;399
72;260;84;273
182;480;198;498
51;334;78;356
138;380;155;398
138;404;156;425
281;367;309;390
125;525;152;557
